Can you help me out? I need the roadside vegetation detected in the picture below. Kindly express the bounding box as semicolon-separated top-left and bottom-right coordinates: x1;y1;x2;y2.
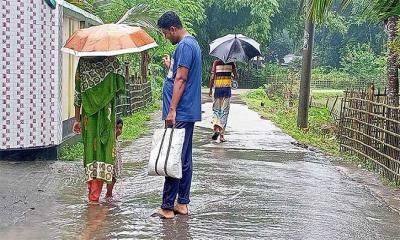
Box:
242;89;339;155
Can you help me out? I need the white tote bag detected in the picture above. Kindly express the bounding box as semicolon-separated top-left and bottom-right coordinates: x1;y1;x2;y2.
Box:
148;127;185;179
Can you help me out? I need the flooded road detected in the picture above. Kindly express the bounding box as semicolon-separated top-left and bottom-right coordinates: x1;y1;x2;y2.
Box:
1;100;400;239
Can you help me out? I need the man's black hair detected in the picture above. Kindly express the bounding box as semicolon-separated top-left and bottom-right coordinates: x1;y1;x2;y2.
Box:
157;11;183;29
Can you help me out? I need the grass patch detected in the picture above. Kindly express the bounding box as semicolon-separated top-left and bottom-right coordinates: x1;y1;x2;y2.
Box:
59;142;84;161
311;89;344;98
120;102;160;141
340;153;400;187
242;89;339;155
59;102;160;161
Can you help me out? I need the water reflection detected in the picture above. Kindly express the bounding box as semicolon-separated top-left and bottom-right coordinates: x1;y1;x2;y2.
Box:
79;204;110;240
160;215;192;240
2;106;400;239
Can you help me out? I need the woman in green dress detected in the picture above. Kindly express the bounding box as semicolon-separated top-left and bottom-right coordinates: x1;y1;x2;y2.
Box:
72;56;125;204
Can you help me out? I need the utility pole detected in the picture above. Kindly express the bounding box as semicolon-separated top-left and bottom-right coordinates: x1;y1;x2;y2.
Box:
297;10;315;128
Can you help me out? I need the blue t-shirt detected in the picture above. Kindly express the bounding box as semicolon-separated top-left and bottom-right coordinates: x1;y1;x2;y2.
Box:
162;36;202;122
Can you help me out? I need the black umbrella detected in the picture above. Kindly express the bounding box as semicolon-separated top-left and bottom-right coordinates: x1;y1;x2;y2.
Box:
209;34;261;63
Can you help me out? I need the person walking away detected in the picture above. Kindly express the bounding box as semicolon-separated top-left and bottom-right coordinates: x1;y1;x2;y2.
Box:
155;11;202;219
73;56;125;204
208;59;238;142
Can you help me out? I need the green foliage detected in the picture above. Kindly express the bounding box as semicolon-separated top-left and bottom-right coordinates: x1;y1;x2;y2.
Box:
264;64;290;75
270;0;304;49
312;43;386;89
298;0;388;70
242;89;339;155
312;68;352;89
59;142;84;161
149;63;165;101
299;0;352;23
361;0;400;22
340;43;386;83
311;89;344;99
313;4;386;68
120;102;160;141
195;0;280;81
320;12;348;33
200;0;279;46
115;3;163;31
267;31;295;61
393;28;400;55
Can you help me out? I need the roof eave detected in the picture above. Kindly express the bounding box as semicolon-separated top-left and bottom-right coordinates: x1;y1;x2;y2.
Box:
57;0;103;25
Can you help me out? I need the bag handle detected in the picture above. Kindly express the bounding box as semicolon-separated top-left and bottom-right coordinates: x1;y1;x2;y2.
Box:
154;128;168;176
154;125;175;177
163;127;175;177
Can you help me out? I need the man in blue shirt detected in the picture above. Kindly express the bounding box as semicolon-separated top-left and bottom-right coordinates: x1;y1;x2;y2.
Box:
156;11;202;219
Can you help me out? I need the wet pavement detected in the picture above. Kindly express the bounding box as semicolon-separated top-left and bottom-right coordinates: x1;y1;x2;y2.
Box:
1;97;400;239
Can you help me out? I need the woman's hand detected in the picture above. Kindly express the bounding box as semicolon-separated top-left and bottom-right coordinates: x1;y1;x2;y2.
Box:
73;120;81;134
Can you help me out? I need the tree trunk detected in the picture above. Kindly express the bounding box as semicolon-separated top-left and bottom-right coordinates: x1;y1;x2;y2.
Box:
297;15;315;128
386;16;399;106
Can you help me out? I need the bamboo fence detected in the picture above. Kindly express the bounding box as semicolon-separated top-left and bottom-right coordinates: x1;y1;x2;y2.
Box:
338;85;400;183
116;73;152;118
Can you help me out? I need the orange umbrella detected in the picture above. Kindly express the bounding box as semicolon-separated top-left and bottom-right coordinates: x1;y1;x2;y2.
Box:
62;24;157;57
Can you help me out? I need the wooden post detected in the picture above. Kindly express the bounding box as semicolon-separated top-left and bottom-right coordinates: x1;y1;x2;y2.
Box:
330;95;339;117
141;51;149;83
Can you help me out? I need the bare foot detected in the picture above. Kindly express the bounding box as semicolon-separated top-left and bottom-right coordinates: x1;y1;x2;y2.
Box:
105;196;113;203
154;209;175;219
220;135;226;142
174;203;188;215
88;200;100;205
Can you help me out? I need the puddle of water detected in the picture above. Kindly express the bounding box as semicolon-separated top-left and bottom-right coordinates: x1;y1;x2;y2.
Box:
1;105;400;239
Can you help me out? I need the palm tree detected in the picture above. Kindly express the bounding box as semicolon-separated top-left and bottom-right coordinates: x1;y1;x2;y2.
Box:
363;1;400;105
386;16;399;105
299;0;400;107
297;0;315;128
65;1;161;30
301;0;399;22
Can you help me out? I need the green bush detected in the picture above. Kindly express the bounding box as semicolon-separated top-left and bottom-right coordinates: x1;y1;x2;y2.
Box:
340;43;386;87
312;68;352;89
149;63;165;101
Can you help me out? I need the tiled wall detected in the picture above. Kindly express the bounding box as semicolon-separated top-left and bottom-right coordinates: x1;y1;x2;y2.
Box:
1;0;62;150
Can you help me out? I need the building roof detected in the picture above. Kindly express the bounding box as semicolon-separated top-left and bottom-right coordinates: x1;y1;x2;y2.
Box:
57;0;103;25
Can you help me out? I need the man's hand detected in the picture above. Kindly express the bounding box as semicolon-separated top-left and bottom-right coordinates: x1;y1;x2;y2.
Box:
163;54;171;69
208;89;213;97
166;108;176;127
73;120;81;134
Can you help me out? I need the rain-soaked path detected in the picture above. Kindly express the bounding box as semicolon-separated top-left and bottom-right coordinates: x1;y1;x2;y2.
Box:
1;96;400;239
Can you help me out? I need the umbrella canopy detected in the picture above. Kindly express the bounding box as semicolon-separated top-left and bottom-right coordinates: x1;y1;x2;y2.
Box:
62;24;157;57
209;34;261;63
